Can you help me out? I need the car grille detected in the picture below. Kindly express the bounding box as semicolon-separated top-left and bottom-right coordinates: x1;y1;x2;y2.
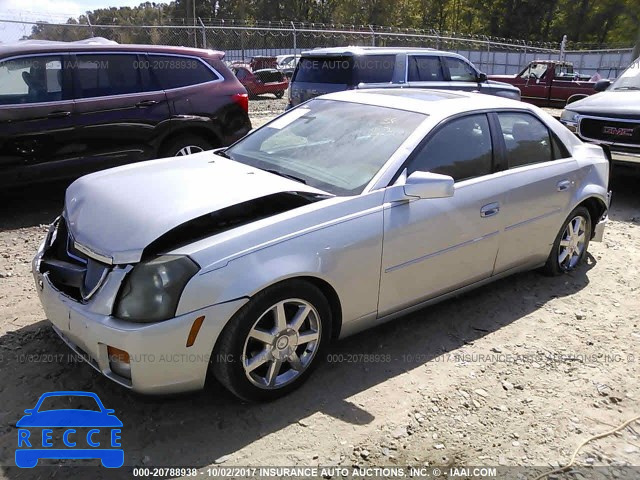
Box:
578;117;640;146
40;217;110;302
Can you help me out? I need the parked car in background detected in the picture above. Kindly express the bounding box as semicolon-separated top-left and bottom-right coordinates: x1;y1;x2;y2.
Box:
560;56;640;167
232;66;289;98
287;46;521;108
276;54;299;78
0;39;251;187
489;60;603;107
250;55;277;71
34;89;609;401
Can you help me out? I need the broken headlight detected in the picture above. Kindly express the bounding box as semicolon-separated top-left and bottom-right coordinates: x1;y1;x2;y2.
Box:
115;255;199;323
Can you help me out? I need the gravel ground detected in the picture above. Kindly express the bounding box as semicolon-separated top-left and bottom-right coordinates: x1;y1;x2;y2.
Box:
0;120;638;479
248;95;289;120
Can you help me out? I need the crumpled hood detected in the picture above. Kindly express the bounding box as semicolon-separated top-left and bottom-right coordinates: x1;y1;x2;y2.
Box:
566;91;640;118
65;152;327;265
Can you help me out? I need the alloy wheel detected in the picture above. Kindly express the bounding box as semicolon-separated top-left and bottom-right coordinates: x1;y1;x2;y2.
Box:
558;215;587;270
242;299;321;389
175;145;205;156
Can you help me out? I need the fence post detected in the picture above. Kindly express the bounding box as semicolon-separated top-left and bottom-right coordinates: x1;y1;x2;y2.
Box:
291;21;297;57
198;17;206;49
560;34;567;62
240;27;245;63
369;25;375;46
86;12;95;38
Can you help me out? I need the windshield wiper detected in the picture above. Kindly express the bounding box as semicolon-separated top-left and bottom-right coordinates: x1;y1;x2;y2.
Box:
213;148;231;159
263;168;307;184
613;86;640;91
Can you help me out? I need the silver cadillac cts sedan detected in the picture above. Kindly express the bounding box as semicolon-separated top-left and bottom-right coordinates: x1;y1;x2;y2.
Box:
33;89;610;401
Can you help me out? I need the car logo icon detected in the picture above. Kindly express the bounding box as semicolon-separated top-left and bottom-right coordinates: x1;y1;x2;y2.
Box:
15;391;123;468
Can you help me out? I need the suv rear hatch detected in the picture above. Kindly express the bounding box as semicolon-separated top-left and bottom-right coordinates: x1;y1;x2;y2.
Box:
289;54;395;106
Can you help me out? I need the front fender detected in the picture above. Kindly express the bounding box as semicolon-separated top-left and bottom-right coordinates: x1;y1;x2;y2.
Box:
175;201;385;332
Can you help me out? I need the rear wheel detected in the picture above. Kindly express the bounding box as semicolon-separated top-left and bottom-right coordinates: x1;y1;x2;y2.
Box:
275;90;285;99
543;206;591;275
211;280;331;401
161;134;213;157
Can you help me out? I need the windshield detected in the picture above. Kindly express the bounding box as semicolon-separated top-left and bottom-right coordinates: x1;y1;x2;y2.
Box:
611;59;640;90
37;395;101;412
225;99;426;196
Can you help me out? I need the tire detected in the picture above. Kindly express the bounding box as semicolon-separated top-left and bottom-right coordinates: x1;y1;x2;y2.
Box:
543;206;592;276
211;279;332;402
161;134;213;157
275;90;285;99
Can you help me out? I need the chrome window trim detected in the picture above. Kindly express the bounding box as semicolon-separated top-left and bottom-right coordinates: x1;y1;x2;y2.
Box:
578;114;640;148
69;51;224;100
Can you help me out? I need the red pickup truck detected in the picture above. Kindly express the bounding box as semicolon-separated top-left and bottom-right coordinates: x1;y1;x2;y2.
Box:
489;60;601;108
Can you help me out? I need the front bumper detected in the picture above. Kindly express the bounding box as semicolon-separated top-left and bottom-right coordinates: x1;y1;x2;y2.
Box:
610;150;640;166
32;240;247;395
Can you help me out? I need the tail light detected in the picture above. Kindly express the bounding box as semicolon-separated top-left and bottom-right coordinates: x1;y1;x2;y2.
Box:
232;93;249;113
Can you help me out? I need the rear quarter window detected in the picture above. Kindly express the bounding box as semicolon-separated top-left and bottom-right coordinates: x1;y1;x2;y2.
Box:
294;57;353;84
354;55;395;84
149;55;220;90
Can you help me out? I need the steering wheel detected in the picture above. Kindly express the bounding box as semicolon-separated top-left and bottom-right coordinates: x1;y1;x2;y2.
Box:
529;72;538;80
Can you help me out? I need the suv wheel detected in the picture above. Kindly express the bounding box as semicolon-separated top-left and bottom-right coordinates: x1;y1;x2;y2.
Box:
162;134;213;157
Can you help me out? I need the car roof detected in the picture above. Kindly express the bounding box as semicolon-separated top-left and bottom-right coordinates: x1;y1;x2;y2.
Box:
320;88;536;118
0;39;224;59
301;46;463;57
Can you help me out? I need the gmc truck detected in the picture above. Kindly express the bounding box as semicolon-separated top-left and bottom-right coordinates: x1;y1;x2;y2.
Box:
489;60;603;108
560;57;640;167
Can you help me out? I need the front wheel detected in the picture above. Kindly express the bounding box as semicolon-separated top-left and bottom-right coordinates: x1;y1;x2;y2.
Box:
275;90;285;99
211;280;332;401
543;206;592;275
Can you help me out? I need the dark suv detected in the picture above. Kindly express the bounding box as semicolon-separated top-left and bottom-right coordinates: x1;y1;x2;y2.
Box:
0;40;251;187
288;46;521;108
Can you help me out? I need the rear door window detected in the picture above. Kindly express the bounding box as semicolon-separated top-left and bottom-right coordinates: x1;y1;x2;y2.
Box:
294;57;353;84
407;56;445;82
497;112;557;168
0;55;65;104
74;54;142;99
354;55;395;84
149;55;220;90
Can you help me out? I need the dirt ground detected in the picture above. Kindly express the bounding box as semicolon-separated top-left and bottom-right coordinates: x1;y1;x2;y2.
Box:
0;116;638;479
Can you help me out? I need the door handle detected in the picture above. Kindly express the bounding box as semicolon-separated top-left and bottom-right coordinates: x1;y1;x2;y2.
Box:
47;110;71;118
480;202;500;218
557;180;571;191
135;100;159;108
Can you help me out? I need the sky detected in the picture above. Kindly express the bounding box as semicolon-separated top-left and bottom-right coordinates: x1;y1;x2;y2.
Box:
0;0;147;42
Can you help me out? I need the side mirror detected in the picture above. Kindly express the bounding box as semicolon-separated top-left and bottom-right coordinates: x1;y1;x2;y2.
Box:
594;79;611;92
24;408;34;414
477;72;487;82
403;171;454;199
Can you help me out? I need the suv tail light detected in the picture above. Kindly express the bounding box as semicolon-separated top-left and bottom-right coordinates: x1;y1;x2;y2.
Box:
232;93;249;113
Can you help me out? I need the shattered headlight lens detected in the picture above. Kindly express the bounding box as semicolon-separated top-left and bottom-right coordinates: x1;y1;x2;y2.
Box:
115;255;199;323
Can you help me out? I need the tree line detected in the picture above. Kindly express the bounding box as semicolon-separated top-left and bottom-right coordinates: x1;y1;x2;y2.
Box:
26;0;640;48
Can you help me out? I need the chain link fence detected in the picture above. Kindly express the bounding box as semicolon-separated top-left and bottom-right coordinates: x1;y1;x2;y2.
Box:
0;18;635;77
